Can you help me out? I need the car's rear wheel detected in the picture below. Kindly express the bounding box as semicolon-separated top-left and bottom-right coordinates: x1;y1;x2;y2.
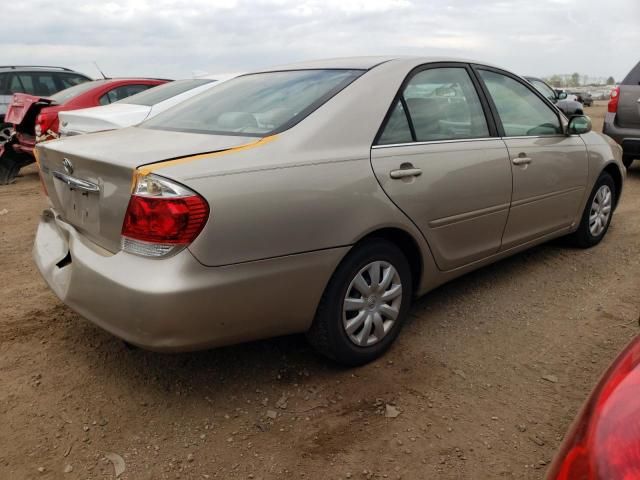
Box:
307;238;413;366
569;172;616;248
0;152;24;185
0;123;13;145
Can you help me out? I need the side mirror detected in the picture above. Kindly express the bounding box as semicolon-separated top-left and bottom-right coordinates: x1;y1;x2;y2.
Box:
557;91;568;100
568;115;592;135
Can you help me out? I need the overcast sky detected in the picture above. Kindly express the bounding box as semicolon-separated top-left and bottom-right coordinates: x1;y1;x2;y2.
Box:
2;0;638;81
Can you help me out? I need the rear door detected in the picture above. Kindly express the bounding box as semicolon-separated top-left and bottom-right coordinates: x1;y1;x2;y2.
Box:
617;61;640;129
475;67;588;249
371;64;512;271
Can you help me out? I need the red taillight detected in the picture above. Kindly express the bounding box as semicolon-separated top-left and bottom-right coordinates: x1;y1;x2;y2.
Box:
608;86;620;113
35;111;59;138
121;174;209;257
547;336;640;479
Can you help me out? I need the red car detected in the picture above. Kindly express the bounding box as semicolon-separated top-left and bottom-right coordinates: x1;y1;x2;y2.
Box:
547;334;640;479
0;78;168;183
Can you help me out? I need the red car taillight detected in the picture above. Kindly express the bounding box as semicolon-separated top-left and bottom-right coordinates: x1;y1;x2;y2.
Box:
35;111;59;137
547;336;640;479
121;174;209;257
608;86;620;113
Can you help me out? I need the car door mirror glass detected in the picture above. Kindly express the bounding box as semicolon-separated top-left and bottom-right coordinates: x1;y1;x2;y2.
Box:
568;115;592;135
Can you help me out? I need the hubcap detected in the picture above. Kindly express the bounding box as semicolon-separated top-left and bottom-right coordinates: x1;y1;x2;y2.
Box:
589;185;612;237
342;261;402;347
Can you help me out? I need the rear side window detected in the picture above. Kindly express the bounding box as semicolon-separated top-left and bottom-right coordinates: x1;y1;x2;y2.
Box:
0;73;10;95
622;61;640;85
30;73;58;96
57;73;90;89
377;67;489;145
479;70;562;137
143;69;364;136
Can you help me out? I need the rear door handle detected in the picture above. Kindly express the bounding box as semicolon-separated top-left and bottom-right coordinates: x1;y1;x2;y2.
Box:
390;166;422;179
512;156;532;166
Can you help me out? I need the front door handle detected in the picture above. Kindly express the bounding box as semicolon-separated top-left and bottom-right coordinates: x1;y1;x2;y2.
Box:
512;156;532;166
390;163;422;179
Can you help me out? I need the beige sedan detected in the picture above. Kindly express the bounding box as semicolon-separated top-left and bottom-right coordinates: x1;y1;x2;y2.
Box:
33;57;625;365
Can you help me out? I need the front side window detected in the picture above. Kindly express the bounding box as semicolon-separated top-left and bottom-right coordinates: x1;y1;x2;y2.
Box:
479;70;562;137
529;79;557;103
377;67;489;144
143;69;364;136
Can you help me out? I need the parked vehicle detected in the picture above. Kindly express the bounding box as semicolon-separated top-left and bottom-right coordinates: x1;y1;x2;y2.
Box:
546;334;640;479
0;66;90;123
0;78;168;183
0;66;91;154
524;77;584;116
34;57;625;365
603;60;640;168
59;75;239;137
570;91;593;107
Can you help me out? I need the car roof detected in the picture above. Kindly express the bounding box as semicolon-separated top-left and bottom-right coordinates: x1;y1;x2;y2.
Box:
0;66;87;74
252;56;500;73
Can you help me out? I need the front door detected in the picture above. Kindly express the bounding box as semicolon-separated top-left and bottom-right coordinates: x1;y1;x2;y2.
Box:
371;65;512;271
476;68;589;249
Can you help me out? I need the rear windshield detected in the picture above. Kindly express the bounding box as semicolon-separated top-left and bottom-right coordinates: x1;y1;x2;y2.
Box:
49;80;108;103
622;61;640;86
142;69;364;136
120;79;214;106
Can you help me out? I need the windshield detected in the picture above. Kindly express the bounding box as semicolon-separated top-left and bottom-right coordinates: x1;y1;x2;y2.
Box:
49;80;108;103
120;79;214;106
142;69;364;136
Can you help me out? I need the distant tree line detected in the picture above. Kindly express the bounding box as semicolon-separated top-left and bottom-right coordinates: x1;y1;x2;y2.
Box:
543;73;616;88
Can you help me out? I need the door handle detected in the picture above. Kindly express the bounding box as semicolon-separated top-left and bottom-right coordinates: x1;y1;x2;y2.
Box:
390;165;422;179
512;156;532;166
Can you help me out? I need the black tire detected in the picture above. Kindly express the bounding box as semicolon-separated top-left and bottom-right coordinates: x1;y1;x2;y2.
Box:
623;156;634;168
0;123;12;145
569;172;616;248
306;239;413;366
0;152;23;185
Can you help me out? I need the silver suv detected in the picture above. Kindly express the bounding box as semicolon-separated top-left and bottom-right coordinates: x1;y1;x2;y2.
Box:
603;61;640;168
0;66;91;142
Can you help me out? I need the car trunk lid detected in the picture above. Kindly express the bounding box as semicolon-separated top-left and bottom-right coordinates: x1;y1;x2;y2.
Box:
5;93;55;131
59;104;152;136
37;127;258;253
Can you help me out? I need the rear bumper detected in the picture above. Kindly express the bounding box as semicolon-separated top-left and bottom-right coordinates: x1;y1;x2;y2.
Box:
33;209;347;351
603;114;640;158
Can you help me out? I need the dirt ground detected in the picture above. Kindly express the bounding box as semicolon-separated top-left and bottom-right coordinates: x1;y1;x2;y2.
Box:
1;101;639;480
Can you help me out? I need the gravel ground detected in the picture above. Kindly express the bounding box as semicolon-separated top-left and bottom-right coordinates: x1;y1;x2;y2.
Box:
1;102;639;480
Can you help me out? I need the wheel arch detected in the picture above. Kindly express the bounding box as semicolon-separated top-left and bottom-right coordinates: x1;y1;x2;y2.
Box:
602;162;623;209
352;227;424;295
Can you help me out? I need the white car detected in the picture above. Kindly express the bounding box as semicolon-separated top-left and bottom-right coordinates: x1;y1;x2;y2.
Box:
58;75;238;136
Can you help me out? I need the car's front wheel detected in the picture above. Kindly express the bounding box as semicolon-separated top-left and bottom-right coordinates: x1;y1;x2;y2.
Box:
307;239;413;366
570;171;616;248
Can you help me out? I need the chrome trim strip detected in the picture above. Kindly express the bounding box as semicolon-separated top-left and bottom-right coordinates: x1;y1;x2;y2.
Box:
511;186;584;208
372;134;579;150
372;137;498;149
428;203;510;228
52;171;100;193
